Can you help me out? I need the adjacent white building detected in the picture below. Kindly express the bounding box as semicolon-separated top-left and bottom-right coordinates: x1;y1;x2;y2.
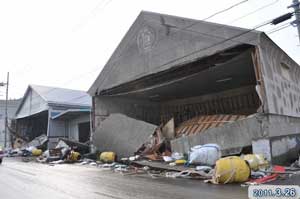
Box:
15;85;91;148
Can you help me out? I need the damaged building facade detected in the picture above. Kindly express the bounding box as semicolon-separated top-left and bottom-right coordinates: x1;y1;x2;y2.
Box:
0;99;21;148
15;85;92;148
89;11;300;164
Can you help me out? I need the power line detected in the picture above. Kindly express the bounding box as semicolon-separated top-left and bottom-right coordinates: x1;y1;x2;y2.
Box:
268;23;293;34
97;2;291;90
228;0;280;24
267;20;291;31
72;0;113;32
99;12;293;90
156;21;272;70
95;0;251;87
202;0;249;21
155;12;294;70
14;2;293;100
9;65;101;109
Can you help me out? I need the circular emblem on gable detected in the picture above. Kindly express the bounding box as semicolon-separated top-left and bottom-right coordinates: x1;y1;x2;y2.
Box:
137;26;156;53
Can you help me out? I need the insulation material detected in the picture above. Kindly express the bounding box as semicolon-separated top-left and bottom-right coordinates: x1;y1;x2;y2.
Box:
176;114;247;137
93;113;157;158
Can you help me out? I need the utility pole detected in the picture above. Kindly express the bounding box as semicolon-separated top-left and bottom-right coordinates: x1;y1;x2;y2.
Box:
4;72;9;149
289;0;300;42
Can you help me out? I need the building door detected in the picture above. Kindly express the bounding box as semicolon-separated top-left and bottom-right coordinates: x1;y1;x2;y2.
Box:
78;122;90;143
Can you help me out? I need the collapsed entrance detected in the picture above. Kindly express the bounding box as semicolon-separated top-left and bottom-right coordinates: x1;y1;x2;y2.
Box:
16;111;48;141
97;45;261;132
78;122;90;143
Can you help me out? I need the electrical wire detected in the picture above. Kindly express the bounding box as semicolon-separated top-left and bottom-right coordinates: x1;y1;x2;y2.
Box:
266;21;290;32
11;1;290;100
202;0;249;21
95;0;252;88
12;65;102;106
228;0;280;24
97;12;292;96
267;23;293;34
154;20;272;70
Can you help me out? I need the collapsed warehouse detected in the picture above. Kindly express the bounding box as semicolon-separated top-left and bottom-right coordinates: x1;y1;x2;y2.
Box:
15;85;91;148
88;11;300;164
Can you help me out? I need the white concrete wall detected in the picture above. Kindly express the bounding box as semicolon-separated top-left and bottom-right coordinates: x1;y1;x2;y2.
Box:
259;36;300;117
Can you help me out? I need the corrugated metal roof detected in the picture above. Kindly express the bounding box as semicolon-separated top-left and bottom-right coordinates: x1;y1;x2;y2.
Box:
15;85;91;119
30;85;91;107
175;114;247;137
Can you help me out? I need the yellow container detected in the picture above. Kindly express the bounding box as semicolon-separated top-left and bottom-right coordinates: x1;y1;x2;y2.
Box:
243;154;268;171
214;156;250;184
100;152;116;163
32;149;43;156
175;159;187;165
69;151;81;161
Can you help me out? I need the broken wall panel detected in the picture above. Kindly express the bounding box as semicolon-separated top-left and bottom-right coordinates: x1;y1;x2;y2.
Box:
258;35;300;117
89;11;300;165
93;113;157;158
160;86;259;125
16;111;48;141
171;115;263;156
94;96;161;125
175;114;247;137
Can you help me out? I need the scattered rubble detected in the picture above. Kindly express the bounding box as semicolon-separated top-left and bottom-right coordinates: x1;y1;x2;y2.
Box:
58;138;89;154
25;134;48;150
5;114;300;188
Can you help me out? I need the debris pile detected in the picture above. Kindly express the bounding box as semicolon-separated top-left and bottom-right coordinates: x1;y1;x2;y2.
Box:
6;113;300;187
8;134;48;159
86;115;300;185
37;138;86;164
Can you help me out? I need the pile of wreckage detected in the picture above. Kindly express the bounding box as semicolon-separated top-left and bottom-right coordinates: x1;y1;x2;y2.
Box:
8;134;90;164
7;113;300;185
88;113;300;185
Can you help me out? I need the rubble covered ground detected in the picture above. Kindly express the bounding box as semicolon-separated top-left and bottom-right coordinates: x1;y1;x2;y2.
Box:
1;158;300;199
0;158;261;199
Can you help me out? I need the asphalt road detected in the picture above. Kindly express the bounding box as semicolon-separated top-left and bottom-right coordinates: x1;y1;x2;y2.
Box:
0;158;248;199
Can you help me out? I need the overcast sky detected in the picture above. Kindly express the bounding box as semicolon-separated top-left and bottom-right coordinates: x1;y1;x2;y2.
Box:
0;0;299;99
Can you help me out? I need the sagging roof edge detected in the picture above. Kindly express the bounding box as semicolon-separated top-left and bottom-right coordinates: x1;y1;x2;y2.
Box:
51;108;91;120
87;10;264;96
15;85;92;118
15;109;48;120
14;85;44;117
89;43;257;97
47;102;91;109
88;11;299;97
